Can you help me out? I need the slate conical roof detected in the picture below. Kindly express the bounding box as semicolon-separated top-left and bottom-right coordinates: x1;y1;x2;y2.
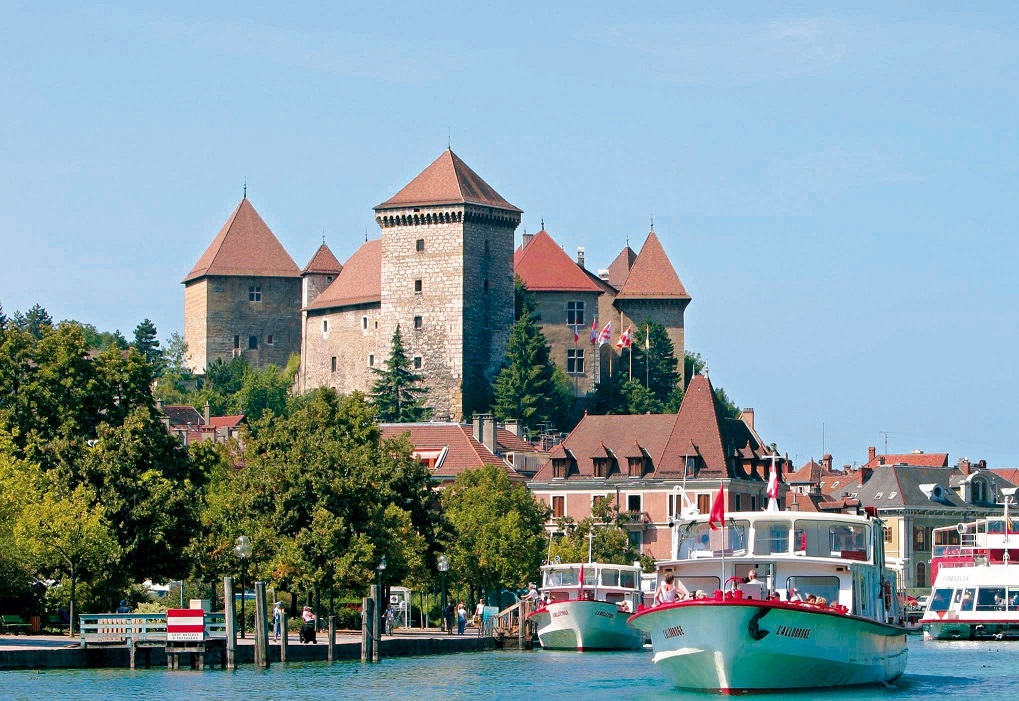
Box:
514;230;602;292
183;198;300;283
302;244;343;275
375;149;521;212
615;232;690;300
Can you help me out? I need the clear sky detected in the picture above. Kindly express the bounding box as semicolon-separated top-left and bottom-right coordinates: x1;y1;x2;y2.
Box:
2;2;1017;469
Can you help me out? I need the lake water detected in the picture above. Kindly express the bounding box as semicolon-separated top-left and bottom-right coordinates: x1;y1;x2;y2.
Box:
4;639;1010;700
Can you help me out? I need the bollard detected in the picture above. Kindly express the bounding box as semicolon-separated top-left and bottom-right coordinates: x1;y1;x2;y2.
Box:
254;582;269;668
370;585;380;662
327;615;336;662
361;596;374;662
224;577;237;670
280;613;288;663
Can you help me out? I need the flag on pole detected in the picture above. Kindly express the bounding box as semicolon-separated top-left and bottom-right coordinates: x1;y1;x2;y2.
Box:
579;563;585;589
589;319;599;345
708;484;726;530
766;460;780;512
644;323;650;350
597;321;612;346
572;325;580;343
615;328;631;350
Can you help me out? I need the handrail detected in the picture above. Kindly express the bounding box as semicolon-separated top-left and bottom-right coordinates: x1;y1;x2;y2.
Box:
80;612;229;646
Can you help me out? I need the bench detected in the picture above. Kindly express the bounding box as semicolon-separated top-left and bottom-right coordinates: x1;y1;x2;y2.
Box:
45;613;71;635
2;615;31;635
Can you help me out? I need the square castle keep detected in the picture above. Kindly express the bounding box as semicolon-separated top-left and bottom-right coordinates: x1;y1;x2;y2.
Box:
184;149;691;422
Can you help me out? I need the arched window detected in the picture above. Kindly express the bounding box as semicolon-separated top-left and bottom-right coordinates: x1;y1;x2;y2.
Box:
972;479;986;504
915;561;927;588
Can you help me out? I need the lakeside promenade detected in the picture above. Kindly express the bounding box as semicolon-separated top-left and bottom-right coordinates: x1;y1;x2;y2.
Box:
0;629;493;670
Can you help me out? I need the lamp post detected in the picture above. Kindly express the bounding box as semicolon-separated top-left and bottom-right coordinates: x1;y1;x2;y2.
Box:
377;556;387;634
437;555;449;632
234;535;251;639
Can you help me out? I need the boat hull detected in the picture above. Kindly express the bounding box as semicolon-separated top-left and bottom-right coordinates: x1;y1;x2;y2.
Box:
529;600;644;651
628;601;908;693
924;620;1019;640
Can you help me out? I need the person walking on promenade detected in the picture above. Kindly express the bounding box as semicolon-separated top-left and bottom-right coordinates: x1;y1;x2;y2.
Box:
474;598;485;627
457;601;467;635
272;602;284;642
445;601;456;635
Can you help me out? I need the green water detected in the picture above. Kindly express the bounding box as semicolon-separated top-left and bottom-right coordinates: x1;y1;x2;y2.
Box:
3;639;1009;700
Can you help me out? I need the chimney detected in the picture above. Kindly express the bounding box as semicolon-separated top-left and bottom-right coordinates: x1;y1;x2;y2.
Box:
204;401;211;425
860;466;873;483
473;415;484;443
741;408;755;430
822;454;833;472
522;232;534;248
577;247;586;269
504;419;520;437
485;415;498;456
868;446;877;463
959;457;971;474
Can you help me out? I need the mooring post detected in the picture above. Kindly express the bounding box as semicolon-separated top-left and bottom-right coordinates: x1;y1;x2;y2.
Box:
327;615;336;662
254;582;269;668
518;599;529;649
370;584;380;662
280;613;288;664
224;576;237;670
361;596;374;662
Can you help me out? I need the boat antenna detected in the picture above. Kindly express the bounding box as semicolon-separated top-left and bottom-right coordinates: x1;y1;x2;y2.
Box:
587;530;595;564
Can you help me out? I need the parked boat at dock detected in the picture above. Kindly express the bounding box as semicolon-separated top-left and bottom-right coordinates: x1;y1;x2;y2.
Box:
627;496;908;693
527;561;645;650
921;507;1019;640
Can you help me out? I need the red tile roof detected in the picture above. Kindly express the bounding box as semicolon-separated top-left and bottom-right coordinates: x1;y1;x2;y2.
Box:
496;428;537;453
615;232;690;300
991;468;1019;486
607;246;637;289
305;240;381;310
788;460;824;484
302;244;343;275
514;230;603;293
208;415;245;429
380;423;526;482
820;471;864;497
375;149;521;212
183;198;301;283
863;452;949;469
661;373;728;475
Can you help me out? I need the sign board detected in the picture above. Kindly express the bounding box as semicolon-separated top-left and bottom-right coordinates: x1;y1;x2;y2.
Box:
167;608;205;642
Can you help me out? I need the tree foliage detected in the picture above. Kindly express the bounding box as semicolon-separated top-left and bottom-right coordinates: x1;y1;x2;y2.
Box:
440;465;550;595
370;325;431;423
132;318;165;377
549;497;648;569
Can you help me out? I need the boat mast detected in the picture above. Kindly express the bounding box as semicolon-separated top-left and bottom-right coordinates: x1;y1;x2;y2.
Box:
587;530;595;564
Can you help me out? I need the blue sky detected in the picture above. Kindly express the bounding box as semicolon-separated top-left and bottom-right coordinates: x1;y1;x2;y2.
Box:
2;2;1017;468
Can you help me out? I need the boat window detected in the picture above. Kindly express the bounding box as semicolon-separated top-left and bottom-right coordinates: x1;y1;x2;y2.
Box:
960;588;976;611
678;522;748;559
545;568;580;587
829;524;870;561
752;521;790;555
928;588;953;612
676;576;720;598
619;570;637;589
1008;588;1019;609
793;520;834;557
582;568;596;586
786;576;839;605
976;588;1006;611
601;569;619;587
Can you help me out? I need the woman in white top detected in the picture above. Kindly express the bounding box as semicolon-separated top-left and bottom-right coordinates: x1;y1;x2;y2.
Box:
655;573;679;605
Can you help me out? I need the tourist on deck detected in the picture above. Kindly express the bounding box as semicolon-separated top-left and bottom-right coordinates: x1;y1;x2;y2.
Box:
457;601;467;634
694;590;708;600
522;582;539;602
116;600;131;614
654;573;678;605
788;588;802;603
744;569;758;583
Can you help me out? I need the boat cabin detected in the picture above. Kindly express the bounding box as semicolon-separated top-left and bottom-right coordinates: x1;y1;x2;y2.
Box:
540;562;644;612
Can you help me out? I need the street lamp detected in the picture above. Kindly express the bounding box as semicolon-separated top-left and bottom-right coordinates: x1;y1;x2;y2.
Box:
234;535;252;639
437;555;449;632
377;556;387;633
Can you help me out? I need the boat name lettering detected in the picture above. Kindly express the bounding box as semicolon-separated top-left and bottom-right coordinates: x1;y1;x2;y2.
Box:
663;625;685;639
552;610;570;618
595;610;615;619
776;625;810;639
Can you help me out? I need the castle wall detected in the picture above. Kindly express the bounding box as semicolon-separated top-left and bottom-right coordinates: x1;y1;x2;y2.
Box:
301;304;381;394
187;275;301;372
533;290;602;396
616;299;689;386
302;273;337;308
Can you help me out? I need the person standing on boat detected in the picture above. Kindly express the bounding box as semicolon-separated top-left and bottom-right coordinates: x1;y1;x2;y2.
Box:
655;573;678;605
744;569;758;583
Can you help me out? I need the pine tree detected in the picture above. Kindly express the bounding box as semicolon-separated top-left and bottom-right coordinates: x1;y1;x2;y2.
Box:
370;325;431;422
492;289;564;429
0;301;7;331
132;319;165;377
14;304;53;340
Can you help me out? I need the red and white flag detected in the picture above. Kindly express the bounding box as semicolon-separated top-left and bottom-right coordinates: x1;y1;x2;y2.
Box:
572;325;580;343
766;460;780;512
616;326;633;350
708;485;726;530
589;319;599;345
597;321;612;346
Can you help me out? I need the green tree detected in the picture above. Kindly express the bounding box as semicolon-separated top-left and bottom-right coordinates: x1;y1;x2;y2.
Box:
234;355;300;423
13;304;54;340
492;286;565;429
0;302;7;331
132;318;165;377
441;464;550;595
549;496;644;566
370;325;431;423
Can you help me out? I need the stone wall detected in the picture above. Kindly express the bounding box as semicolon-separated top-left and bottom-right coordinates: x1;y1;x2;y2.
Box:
302;272;337;308
184;275;301;373
534;290;602;396
616;299;688;386
301;304;381;394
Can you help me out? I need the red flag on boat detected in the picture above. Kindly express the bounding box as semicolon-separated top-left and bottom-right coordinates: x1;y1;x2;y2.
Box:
578;564;585;590
767;464;779;500
708;485;725;530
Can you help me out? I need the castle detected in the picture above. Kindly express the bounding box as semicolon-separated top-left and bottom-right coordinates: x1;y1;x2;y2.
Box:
183;150;691;422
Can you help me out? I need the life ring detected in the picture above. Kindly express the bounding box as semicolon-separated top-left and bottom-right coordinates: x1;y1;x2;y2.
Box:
882;580;892;611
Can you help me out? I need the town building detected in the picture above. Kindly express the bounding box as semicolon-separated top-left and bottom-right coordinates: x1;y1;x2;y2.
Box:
526;372;790;560
158;401;245;446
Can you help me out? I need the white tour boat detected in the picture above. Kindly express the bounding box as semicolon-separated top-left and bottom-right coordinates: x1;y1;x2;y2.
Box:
527;560;646;650
627;490;908;693
921;506;1019;640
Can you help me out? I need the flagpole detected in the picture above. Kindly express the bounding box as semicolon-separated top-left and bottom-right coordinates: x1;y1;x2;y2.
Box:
645;323;649;388
628;338;632;382
720;481;726;591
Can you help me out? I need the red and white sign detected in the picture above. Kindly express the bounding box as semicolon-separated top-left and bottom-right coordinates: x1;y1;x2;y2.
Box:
166;608;205;642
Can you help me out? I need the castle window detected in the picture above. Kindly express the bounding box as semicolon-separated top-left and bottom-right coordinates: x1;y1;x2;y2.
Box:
322;320;329;334
233;335;240;349
416;238;425;252
414;316;423;330
552;495;565;518
331;357;337;373
368;354;375;367
248;335;258;350
374;320;379;330
361;316;368;330
567;349;585;375
414;279;422;293
413;356;422;369
248;285;262;302
266;335;274;345
566;301;585;326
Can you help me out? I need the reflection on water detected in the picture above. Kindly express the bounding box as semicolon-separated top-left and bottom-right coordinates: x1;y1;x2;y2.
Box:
4;639;1011;701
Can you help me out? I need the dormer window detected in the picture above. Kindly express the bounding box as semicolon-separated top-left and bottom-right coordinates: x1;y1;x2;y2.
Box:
593;458;610;478
628;457;644;478
875;492;884;499
685;455;698;477
552;458;568;479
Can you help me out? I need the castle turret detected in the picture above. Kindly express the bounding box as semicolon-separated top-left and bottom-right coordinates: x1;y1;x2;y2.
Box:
302;243;342;308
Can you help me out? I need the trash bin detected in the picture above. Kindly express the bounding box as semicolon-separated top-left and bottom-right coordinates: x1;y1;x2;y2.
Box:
29;615;41;634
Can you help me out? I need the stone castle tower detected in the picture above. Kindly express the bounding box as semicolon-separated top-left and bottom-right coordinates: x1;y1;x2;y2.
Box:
373;150;521;419
183;197;302;372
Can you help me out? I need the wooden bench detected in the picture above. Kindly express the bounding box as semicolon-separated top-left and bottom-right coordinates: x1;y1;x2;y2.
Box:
2;615;31;635
45;613;71;635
